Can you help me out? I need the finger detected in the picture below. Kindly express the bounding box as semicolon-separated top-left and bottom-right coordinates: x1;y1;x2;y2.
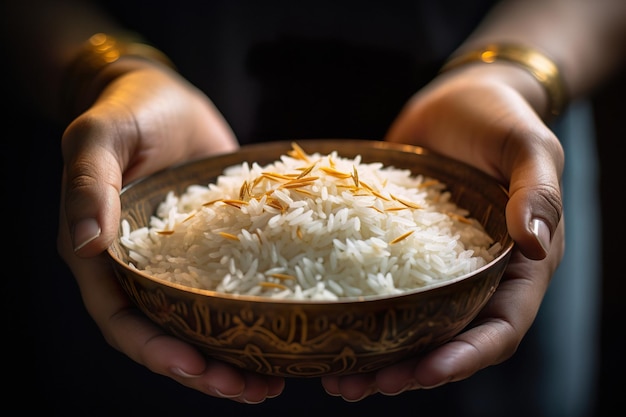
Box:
57;196;211;381
321;373;376;402
504;134;563;260
234;372;285;404
58;190;285;402
323;219;564;399
60;249;284;403
61;69;238;258
60;109;129;257
378;223;562;390
385;87;563;260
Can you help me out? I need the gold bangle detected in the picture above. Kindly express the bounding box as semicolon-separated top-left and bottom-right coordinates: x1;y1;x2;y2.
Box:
62;32;176;121
440;44;567;119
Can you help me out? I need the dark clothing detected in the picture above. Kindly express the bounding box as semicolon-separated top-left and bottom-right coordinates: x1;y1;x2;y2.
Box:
98;0;495;144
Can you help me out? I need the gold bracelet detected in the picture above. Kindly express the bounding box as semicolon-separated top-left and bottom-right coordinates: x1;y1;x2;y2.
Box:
62;32;176;121
440;44;567;119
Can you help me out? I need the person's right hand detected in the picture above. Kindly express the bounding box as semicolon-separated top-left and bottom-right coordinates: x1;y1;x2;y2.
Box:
56;59;285;403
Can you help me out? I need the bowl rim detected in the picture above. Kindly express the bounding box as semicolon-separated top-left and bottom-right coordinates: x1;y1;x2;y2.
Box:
107;138;514;305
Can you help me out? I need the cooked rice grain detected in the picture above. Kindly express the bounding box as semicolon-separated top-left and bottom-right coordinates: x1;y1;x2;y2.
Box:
121;144;500;300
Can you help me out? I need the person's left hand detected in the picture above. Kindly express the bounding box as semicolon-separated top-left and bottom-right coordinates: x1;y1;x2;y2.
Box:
320;63;565;400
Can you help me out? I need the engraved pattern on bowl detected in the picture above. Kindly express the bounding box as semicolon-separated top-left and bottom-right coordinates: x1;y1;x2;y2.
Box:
107;139;513;377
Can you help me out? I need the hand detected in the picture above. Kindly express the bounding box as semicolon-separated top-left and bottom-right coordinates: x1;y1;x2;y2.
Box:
320;63;565;400
56;61;285;403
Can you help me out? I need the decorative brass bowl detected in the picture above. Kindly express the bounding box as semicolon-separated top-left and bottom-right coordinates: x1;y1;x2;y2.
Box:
106;139;514;377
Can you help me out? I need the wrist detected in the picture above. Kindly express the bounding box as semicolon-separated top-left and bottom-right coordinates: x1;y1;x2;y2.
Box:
62;33;176;122
440;44;568;121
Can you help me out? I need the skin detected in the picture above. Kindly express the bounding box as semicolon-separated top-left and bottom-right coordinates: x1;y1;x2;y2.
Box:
4;0;625;404
322;63;566;400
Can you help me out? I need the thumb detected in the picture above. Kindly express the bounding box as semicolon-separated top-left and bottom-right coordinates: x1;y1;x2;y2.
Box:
60;115;124;258
499;124;564;261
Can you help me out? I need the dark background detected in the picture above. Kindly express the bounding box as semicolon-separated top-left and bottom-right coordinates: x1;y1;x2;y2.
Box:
591;71;626;416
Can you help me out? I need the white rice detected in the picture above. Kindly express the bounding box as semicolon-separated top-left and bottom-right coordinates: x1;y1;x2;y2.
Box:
120;143;500;300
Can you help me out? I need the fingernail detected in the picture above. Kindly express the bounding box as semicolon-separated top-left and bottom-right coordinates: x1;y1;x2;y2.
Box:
420;377;452;389
380;381;421;396
171;367;202;378
73;218;102;252
530;218;551;256
242;397;266;405
213;388;244;399
323;389;342;397
343;386;378;402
